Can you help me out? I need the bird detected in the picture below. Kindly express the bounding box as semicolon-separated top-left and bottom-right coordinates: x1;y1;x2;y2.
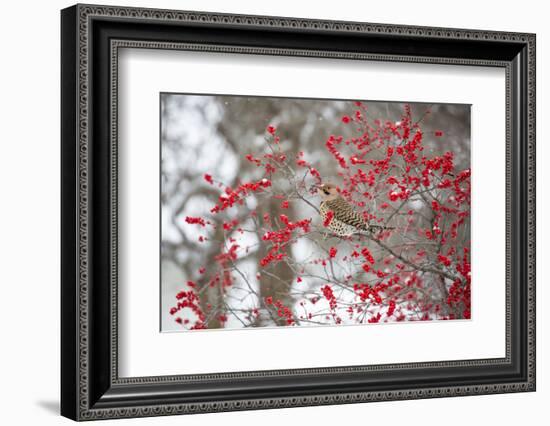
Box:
315;183;390;237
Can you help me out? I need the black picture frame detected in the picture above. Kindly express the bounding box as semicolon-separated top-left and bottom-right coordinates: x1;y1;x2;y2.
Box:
61;4;536;421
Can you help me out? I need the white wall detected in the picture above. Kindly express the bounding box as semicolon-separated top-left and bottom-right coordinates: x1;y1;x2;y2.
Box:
0;0;546;424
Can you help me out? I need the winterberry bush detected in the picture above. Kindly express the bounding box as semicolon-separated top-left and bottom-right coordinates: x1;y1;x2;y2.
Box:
162;96;471;330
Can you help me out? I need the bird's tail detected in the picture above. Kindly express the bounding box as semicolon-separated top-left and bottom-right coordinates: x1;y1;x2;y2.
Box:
356;224;394;236
369;224;394;232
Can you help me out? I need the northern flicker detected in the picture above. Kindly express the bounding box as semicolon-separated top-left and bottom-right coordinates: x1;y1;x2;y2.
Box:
316;183;388;237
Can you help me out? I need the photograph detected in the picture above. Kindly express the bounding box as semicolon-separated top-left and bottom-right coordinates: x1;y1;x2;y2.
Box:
160;94;472;331
55;2;536;421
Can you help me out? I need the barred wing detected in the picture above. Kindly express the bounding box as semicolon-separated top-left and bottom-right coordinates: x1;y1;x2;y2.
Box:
323;198;369;231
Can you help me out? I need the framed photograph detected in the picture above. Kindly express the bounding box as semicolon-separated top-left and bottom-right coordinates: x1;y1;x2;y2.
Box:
61;4;536;421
